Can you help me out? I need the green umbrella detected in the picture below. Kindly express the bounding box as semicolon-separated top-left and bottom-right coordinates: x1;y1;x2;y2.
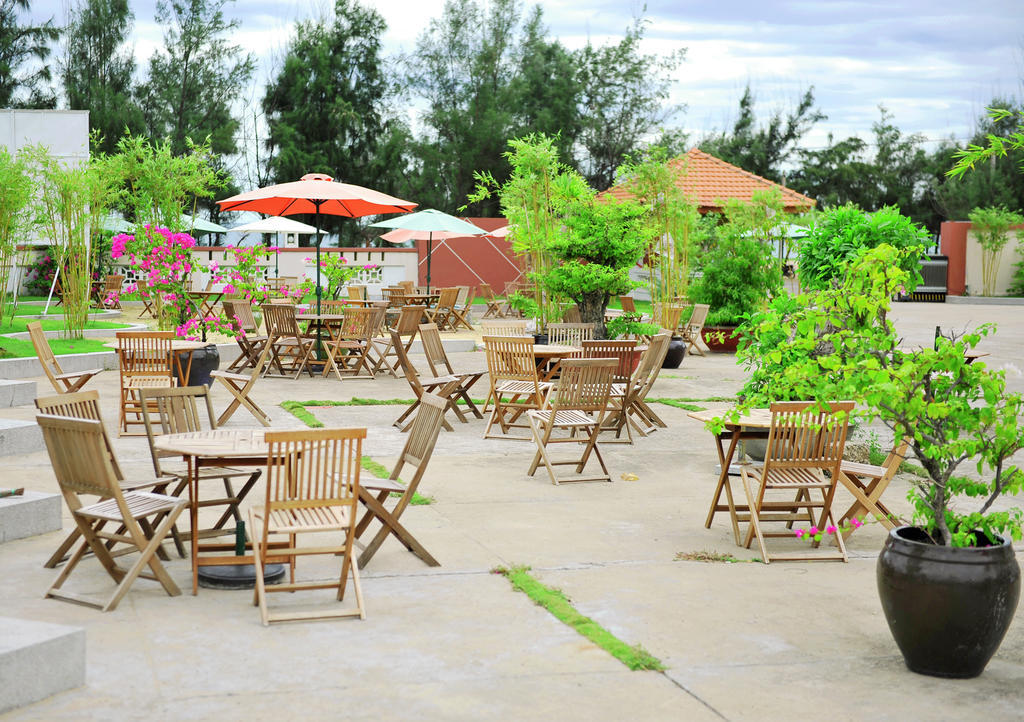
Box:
369;209;485;293
184;215;228;237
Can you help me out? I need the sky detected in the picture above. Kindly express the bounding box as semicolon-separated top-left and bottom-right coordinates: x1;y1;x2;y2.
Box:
31;0;1024;153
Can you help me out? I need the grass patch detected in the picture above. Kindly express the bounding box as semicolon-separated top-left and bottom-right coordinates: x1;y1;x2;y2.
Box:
674;550;760;563
493;565;665;672
0;335;113;358
651;398;704;412
360;456;433;505
0;317;129;334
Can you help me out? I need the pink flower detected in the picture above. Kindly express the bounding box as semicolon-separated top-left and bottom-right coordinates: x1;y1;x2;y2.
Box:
825;525;837;534
809;527;819;535
794;529;806;539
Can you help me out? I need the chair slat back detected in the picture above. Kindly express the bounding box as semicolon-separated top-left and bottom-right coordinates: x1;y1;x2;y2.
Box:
391;329;424;393
435;287;459;310
632;333;671;390
547;323;595;346
339;306;376;339
262;303;302;338
619;296;637;314
347;285;367;301
483;335;537;383
35;390;123;479
395;306;425;335
764;401;853;473
455;286;469;306
582;339;638;383
27;321;62;385
116;331;174;376
550;359;615;412
418;323;453;376
561;305;581;323
140;385;216;435
223;300;260;334
382;287;405;308
37;415;121;499
403;393;447;468
481;320;529;337
478;283;496;301
397;281;415;294
103;275;124;294
687;304;710;331
264;427;365;507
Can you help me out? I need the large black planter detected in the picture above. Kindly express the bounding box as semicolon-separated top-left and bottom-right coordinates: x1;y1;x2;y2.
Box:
877;526;1020;678
662;336;686;368
176;344;220;387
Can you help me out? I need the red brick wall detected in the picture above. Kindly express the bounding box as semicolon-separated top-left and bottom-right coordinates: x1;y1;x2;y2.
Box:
940;221;969;296
415;218;523;293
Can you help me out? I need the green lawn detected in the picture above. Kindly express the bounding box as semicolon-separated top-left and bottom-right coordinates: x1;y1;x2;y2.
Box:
0;335;112;359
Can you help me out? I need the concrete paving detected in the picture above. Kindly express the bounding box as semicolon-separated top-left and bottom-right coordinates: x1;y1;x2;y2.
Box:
2;301;1024;720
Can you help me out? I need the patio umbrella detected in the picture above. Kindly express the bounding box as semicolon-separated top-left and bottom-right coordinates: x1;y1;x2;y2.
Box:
216;173;416;319
229;216;328;276
370;209;485;293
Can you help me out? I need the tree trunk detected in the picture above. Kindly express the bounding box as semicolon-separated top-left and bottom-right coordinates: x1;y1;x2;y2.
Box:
578;292;607;338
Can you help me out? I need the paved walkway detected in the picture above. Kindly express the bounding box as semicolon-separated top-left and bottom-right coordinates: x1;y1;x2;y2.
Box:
2;301;1024;720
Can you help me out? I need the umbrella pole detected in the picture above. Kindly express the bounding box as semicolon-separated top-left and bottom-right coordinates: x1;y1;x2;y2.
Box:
314;206;324;361
426;234;433;294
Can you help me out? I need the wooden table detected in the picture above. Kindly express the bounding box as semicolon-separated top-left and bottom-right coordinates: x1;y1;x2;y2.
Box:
107;339;210;386
153;429;281;595
687;407;772;545
533;344;582;381
399;293;439;306
188;290;224;317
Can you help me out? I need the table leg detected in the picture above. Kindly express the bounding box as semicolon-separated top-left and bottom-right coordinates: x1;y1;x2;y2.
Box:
189;455;199;595
704;430;745;545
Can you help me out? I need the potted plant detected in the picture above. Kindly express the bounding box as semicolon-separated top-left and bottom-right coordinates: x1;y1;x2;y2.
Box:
605;312;661;342
731;244;1024;678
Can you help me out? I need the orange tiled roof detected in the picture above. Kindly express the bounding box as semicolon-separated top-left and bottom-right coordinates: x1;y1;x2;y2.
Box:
603;147;815;212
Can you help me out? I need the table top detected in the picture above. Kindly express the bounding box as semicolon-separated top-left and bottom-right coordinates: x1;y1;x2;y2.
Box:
153;429;268;458
296;313;347;321
533;344;583;357
687;407;772;429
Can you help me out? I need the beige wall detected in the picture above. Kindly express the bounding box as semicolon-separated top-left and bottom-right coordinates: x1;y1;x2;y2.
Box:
964;228;1024;297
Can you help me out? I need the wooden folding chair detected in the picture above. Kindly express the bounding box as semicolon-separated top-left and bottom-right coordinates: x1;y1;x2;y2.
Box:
28;321;102;394
418;323;484;420
390;330;464;432
618;296;637;314
94;274;124;309
37;414;186;612
397;280;415;294
209;343;274;427
478;282;505;319
480;320;529;337
261;303;316;379
547;323;595;346
658;305;685;335
622;332;672;436
836;437;909;537
116;330;175;436
347;285;367;301
582;339;638;444
483;335;548;440
741;400;854;563
526;358;616;484
35;390;179;568
222;300;270;373
323;306;378;379
374;305;425;377
449;286;476;330
355;393;447;567
680;303;710;356
135;279;159;319
562;305;582;323
425;287;459;331
250;427;367;625
140;386;263;552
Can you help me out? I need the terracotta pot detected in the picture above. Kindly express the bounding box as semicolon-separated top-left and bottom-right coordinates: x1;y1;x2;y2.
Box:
700;326;742;353
877;526;1020;678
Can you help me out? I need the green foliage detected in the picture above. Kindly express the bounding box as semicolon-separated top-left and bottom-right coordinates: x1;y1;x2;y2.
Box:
0;147;32;325
732;243;1024;547
0;0;59;108
493;565;666;671
60;0;144;153
137;0;255;160
796;204;928;291
605;312;660;340
968;205;1024;296
504;292;539;320
948;107;1024;181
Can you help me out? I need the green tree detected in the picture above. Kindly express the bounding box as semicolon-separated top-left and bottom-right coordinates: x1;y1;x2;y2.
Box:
137;0;255;159
790;134;874;208
60;0;144;154
968;205;1024;296
0;147;32;324
0;0;59;108
263;0;413;244
573;17;685;191
700;85;825;183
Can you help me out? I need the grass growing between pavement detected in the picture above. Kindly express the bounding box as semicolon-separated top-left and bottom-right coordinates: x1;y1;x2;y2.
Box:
493;565;665;672
675;550;761;563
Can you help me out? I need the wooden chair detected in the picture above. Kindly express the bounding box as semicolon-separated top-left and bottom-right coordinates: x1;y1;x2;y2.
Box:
480;319;530;337
95;274;124;309
425;287;459;331
136;279;158;319
418;323;484;421
261;303;316;378
836;437;909;537
397;280;416;294
390;329;465;432
448;286;476;331
582;339;639;443
140;386;263;551
347;284;367;302
374;305;425;377
381;286;405;309
680;303;710;356
482;335;548;440
34;390;179;568
323;306;378;379
28;321;102;394
37;414;186;612
741;400;854;563
478;282;505;319
250;427;367;625
547;323;595;346
562;305;582;323
210;342;274;427
618;296;637;314
623;333;672;435
221;300;270;373
526;358;616;485
659;305;685;336
355;392;448;568
116;330;175;436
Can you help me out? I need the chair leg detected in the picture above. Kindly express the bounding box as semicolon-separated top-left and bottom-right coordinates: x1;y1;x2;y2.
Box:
741;471;771;562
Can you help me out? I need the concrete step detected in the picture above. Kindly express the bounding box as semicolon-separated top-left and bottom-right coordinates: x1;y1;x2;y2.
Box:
0;489;61;543
0;617;85;715
0;418;43;457
0;379;37;408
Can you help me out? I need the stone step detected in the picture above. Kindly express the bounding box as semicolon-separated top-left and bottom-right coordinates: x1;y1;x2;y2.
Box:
0;379;37;408
0;489;61;543
0;418;44;458
0;617;85;715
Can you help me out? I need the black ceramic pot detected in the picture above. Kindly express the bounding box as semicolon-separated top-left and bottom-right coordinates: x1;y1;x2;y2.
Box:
533;333;549;345
662;336;686;368
176;344;220;387
877;526;1020;678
